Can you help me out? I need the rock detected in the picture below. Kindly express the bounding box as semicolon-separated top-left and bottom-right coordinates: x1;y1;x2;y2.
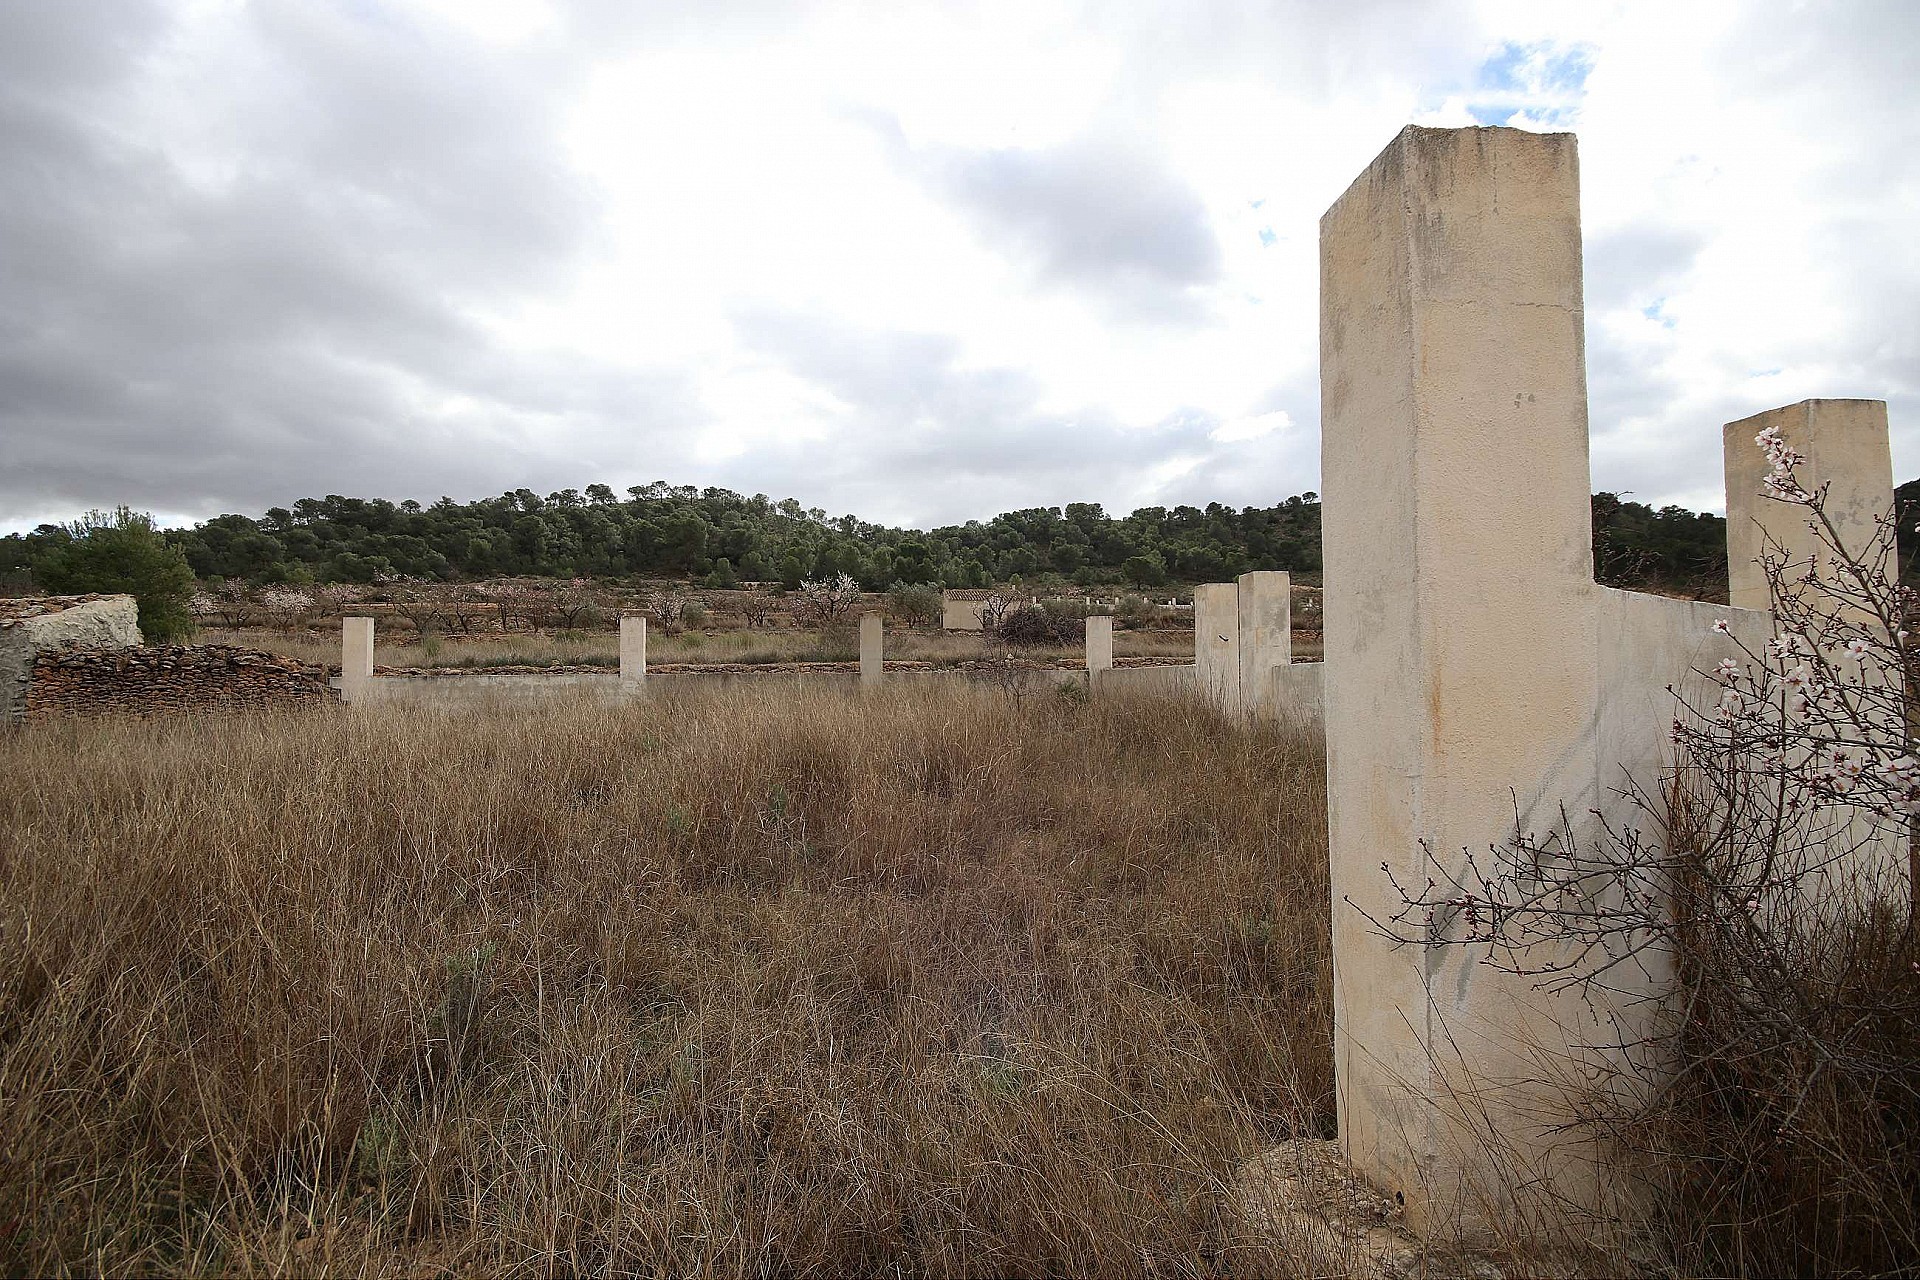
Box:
1231;1139;1510;1280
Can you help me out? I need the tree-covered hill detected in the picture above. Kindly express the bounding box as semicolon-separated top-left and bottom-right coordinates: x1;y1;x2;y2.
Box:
4;481;1737;596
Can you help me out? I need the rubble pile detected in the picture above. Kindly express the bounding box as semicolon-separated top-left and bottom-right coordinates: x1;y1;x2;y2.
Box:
25;644;330;719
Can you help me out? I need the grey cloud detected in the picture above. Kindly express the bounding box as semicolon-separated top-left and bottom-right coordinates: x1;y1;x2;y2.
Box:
0;0;172;95
879;122;1225;324
725;308;1316;526
0;1;695;526
1584;225;1702;311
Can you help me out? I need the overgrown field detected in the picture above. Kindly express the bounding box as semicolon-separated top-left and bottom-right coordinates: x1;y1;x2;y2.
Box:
0;686;1331;1276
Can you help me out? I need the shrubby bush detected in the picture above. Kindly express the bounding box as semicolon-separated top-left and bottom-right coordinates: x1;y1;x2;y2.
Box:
33;506;196;640
997;604;1084;647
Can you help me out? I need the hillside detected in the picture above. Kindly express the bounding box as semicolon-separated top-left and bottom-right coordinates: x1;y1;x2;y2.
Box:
5;482;1739;596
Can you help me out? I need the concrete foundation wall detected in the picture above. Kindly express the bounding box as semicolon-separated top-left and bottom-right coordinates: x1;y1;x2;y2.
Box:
2;595;141;720
337;664;1094;708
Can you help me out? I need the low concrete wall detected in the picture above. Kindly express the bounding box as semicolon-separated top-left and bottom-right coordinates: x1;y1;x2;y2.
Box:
3;595;141;720
1595;589;1762;806
336;663;1096;707
1266;662;1325;732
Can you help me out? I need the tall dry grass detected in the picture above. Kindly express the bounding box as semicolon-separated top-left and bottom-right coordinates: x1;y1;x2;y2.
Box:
0;684;1329;1276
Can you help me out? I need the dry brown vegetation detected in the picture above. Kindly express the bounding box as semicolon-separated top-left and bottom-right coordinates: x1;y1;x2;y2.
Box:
0;685;1330;1276
201;625;1202;672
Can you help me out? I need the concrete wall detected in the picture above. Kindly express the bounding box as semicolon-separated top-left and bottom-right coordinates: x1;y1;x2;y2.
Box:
1115;574;1304;720
1238;571;1292;719
1193;582;1240;717
340;617;375;704
1316;123;1906;1237
942;595;985;632
620;615;647;696
2;595;141;720
860;613;884;688
1594;591;1764;808
336;664;1097;708
1321;125;1609;1233
1265;662;1325;733
1085;614;1113;675
1724;399;1893;611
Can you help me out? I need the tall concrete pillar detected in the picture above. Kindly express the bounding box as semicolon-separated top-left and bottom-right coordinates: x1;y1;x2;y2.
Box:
1724;399;1893;612
341;616;374;704
859;612;884;688
1321;126;1601;1231
1237;570;1292;719
1085;614;1114;676
619;615;648;696
1193;583;1240;716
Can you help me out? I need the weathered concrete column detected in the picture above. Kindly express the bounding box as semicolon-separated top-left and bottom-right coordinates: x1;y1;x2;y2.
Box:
1085;613;1114;677
1193;583;1240;716
1321;126;1602;1231
1724;399;1893;611
619;614;647;696
859;612;884;689
341;616;375;704
1237;571;1292;719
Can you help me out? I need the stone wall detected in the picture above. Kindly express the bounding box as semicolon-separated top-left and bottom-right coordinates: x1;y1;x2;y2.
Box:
25;644;329;719
2;594;141;720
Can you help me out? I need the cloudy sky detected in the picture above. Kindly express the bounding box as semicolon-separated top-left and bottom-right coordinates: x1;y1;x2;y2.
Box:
2;0;1914;533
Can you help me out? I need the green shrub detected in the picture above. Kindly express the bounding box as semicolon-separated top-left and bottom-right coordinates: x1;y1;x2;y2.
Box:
33;506;196;640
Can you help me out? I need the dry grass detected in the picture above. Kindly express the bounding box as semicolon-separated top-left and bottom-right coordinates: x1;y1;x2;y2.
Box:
202;626;1200;671
0;684;1330;1276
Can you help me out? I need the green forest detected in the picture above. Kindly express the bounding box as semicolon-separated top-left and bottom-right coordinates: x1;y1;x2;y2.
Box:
3;480;1750;596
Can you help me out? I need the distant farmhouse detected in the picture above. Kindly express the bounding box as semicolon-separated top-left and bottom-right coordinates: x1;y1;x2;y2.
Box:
941;589;993;632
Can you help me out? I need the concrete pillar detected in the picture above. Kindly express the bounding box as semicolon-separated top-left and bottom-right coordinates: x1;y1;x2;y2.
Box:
1085;614;1114;676
1193;582;1240;716
341;616;374;704
1237;570;1292;719
619;614;647;696
859;612;884;688
1321;126;1601;1231
1724;399;1893;612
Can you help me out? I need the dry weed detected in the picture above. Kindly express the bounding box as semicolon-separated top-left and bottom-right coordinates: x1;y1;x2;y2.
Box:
0;684;1328;1276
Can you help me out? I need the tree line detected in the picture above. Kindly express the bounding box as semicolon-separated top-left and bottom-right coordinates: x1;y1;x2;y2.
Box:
4;481;1742;600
